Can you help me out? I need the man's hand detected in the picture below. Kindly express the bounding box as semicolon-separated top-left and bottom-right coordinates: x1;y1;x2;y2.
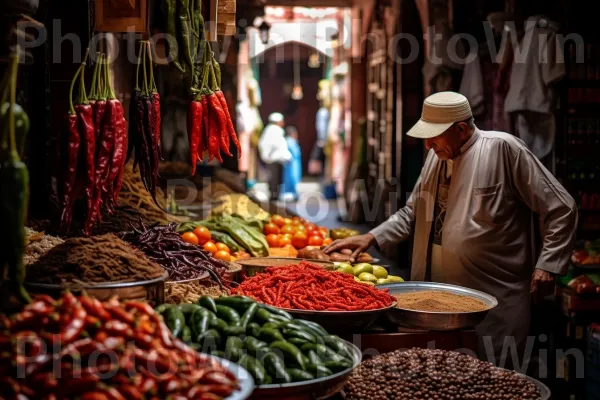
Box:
530;269;555;301
322;233;377;263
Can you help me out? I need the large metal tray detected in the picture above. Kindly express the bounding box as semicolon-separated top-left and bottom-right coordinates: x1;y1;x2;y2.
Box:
378;281;498;331
250;340;361;400
24;272;168;306
277;303;397;334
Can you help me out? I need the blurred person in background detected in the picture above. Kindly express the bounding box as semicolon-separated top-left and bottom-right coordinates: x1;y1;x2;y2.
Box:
282;126;302;201
259;113;291;201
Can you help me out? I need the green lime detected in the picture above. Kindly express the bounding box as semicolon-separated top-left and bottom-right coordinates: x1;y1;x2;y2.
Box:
358;272;377;283
372;265;388;279
336;263;354;275
353;263;373;276
376;278;390;285
387;275;404;283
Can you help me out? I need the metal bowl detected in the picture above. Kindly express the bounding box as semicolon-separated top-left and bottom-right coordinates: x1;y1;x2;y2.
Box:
208;355;255;400
379;281;498;331
511;370;551;400
24;272;168;306
276;303;397;334
250;340;361;400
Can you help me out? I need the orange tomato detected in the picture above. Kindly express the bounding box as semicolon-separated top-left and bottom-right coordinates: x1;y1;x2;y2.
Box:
292;231;308;249
307;229;322;238
192;226;211;244
291;219;302;227
322;237;333;246
282;218;293;226
203;241;217;254
215;242;230;253
181;232;199;245
279;236;292;247
318;228;329;238
295;224;306;232
304;223;317;232
281;225;295;235
271;215;285;228
263;222;280;235
283;233;293;241
266;234;280;247
214;250;231;261
292;216;303;223
308;235;324;246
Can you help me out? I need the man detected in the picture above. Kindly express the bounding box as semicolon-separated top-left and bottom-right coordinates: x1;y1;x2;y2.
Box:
258;113;291;201
324;91;577;366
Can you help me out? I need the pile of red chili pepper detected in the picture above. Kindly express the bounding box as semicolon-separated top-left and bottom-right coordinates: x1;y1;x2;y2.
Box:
57;50;127;235
0;292;239;399
127;41;162;204
232;262;396;311
187;42;241;175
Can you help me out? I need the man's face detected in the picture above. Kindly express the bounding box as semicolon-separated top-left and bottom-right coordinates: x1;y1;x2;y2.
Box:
425;122;469;160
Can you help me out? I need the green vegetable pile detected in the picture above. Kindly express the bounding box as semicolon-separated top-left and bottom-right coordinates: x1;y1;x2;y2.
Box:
179;214;269;257
156;295;356;385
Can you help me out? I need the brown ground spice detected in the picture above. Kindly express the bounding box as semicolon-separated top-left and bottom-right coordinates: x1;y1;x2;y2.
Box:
394;290;489;312
26;234;165;285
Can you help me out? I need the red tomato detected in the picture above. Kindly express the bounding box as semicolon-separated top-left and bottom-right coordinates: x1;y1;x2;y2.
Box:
215;242;230;253
318;228;329;238
322;238;333;246
307;229;322;238
214;250;231;262
291;231;308;249
203;241;217;254
271;215;285;228
308;235;323;246
279;236;292;247
295;224;306;232
283;233;293;241
292;216;303;223
304;223;317;232
282;218;293;226
264;223;280;235
291;219;302;227
192;226;211;244
281;225;295;235
181;232;199;245
266;234;280;247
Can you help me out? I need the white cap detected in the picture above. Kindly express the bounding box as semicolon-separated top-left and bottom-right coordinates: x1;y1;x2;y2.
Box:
268;113;284;123
407;91;473;139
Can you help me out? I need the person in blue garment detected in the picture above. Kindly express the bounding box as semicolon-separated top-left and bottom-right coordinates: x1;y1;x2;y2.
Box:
282;126;302;201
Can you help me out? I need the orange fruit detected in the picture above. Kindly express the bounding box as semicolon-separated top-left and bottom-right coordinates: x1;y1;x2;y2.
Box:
203;241;217;254
193;226;211;244
181;232;199;245
266;234;280;247
215;242;230;253
214;250;231;262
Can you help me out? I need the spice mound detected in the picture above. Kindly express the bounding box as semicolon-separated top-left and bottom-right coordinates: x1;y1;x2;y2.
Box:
345;348;541;400
233;261;395;311
165;280;228;304
394;290;489;312
26;234;164;285
24;227;64;265
0;293;239;399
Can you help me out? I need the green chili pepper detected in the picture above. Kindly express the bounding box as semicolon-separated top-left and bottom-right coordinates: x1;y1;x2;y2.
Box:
0;103;29;159
292;319;327;336
225;336;244;361
0;51;30;304
247;322;261;338
258;328;284;343
215;305;241;326
324;359;353;372
181;325;192;343
163;0;185;73
192;314;209;339
196;329;222;347
287;338;310;347
163;307;185;338
198;295;217;313
179;15;194;83
154;304;171;314
244;336;268;353
261;322;282;331
178;303;202;321
300;343;345;363
263;352;292;383
286;368;314;382
259;304;293;321
211;350;226;358
284;330;316;344
307;363;333;378
239;354;269;385
215;295;255;310
209;318;229;333
269;341;306;371
323;335;354;361
192;0;204;41
240;303;258;328
223;325;246;336
255;308;272;323
307;350;323;366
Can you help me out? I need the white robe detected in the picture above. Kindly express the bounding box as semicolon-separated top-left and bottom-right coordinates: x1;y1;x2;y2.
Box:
371;128;577;363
